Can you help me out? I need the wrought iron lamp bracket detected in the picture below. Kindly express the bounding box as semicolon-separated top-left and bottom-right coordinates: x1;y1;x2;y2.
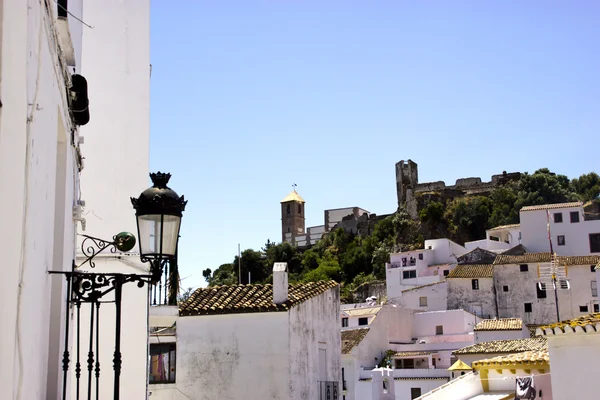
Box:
77;232;136;269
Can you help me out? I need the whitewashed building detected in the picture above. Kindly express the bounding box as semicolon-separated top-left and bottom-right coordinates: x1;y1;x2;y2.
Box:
464;224;521;252
343;308;478;400
473;318;529;343
386;239;467;301
0;1;85;397
341;305;382;329
520;202;600;255
149;267;341;400
536;313;600;400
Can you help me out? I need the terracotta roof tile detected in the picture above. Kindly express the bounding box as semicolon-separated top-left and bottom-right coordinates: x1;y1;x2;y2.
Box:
394;351;435;357
494;253;600;266
474;318;523;331
179;281;338;316
520;202;583;212
472;350;549;368
494;253;552;265
537;313;600;336
343;307;382;317
453;337;547;355
401;281;446;293
487;224;520;231
446;264;494;278
342;328;370;354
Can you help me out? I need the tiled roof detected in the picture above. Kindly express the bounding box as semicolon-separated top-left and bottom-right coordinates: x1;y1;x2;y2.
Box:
494;253;551;265
453;337;547;355
494;253;600;266
280;190;305;203
446;264;494;278
448;360;472;371
501;244;528;256
401;281;446;293
474;318;523;331
394;351;435;357
472;350;549;368
527;325;542;338
179;281;338;316
342;328;370;354
343;306;381;317
520;202;583;212
487;224;520;232
536;313;600;336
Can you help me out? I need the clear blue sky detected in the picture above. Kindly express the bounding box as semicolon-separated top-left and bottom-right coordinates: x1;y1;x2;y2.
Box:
149;1;600;290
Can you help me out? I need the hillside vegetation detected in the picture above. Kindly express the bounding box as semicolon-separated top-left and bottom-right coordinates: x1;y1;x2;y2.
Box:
201;169;599;298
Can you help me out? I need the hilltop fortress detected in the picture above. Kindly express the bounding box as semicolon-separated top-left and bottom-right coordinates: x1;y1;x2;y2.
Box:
396;160;521;218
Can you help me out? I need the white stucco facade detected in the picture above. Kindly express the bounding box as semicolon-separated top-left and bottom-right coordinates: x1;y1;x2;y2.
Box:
447;277;496;319
520;203;600;255
0;1;84;398
150;285;341;400
399;282;448;312
386;239;466;301
72;0;151;398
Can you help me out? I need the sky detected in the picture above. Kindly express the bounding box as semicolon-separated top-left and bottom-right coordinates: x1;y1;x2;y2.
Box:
149;1;600;290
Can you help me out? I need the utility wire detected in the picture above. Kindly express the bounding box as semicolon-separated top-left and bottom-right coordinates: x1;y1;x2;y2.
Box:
53;0;95;29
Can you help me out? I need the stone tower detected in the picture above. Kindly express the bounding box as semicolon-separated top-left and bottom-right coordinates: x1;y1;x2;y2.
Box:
281;189;306;243
395;160;419;218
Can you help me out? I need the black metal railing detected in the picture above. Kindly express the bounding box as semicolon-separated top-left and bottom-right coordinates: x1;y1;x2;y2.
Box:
150;258;178;306
318;381;339;400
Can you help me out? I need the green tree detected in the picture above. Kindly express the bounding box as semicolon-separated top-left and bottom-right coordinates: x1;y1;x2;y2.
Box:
515;169;576;209
445;196;493;242
570;172;600;202
419;201;444;224
202;268;212;283
209;263;236;286
303;256;342;282
488;185;519;227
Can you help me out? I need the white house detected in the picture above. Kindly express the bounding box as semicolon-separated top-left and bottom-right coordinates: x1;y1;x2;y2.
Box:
520;202;600;255
0;1;85;398
464;224;521;252
446;264;496;319
386;239;467;301
400;281;448;312
149;265;341;400
416;350;552;400
71;0;151;398
344;308;478;400
341;305;382;329
473;318;530;343
536;312;600;400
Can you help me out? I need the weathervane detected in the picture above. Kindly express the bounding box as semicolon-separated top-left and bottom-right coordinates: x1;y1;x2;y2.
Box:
292;183;297;191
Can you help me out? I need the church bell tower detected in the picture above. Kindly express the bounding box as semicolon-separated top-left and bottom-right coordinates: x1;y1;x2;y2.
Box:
281;187;305;244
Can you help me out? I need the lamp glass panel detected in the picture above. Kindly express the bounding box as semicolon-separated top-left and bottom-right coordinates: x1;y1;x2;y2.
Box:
137;214;181;257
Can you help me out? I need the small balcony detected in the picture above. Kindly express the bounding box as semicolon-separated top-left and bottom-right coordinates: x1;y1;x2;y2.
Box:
318;381;339;400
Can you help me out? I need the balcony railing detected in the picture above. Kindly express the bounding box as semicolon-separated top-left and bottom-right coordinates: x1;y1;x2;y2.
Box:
318;381;339;400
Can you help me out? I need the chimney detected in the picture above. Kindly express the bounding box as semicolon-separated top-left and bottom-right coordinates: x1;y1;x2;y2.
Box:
273;262;288;304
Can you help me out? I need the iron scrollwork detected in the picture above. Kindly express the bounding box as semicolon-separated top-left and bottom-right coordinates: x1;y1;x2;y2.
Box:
78;233;137;269
71;272;149;303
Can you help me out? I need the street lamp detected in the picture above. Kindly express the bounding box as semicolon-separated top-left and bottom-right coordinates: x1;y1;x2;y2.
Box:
131;172;187;283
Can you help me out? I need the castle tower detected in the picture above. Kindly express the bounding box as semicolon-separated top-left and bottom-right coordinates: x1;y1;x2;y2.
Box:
281;189;306;243
395;160;419;218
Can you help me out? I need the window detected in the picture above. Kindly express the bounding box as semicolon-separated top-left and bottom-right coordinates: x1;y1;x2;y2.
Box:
490;236;499;242
536;283;547;299
524;303;532;313
57;0;68;18
418;253;423;260
342;368;346;391
557;235;566;246
419;297;428;307
342;317;348;327
472;279;479;290
554;212;563;223
436;325;444;335
592;281;598;297
287;227;290;233
443;269;450;276
286;204;290;215
580;305;588;313
411;388;422;399
590;234;600;253
503;285;509;292
570;211;580;223
358;317;368;326
520;264;528;272
403;270;417;279
149;343;176;384
595;304;599;313
592;265;597;273
298;204;302;214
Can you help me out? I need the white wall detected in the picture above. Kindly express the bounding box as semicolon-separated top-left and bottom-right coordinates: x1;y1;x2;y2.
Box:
400;282;448;312
413;372;483;400
520;206;600;255
486;368;552;398
395;378;449;400
447;278;496;319
289;287;341;399
464;239;511;252
547;333;600;400
413;310;475;338
475;328;528;343
157;312;289;400
77;0;151;398
0;1;81;398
